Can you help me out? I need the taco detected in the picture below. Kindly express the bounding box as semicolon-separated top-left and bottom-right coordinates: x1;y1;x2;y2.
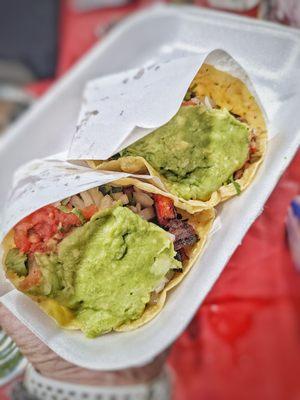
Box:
2;178;214;338
88;64;267;211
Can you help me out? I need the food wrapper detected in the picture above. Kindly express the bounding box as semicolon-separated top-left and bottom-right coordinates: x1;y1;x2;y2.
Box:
0;155;137;241
0;154;219;370
68;49;267;160
0;155;140;295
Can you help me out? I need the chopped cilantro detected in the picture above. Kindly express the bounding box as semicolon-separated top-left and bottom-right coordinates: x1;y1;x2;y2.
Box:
227;174;241;195
58;205;86;224
99;185;111;195
233;180;241;195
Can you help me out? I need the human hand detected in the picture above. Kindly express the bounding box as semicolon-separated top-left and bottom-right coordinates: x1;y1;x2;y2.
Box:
0;304;169;386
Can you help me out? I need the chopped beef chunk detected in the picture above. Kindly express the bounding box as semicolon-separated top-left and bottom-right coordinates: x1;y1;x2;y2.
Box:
124;186;134;196
165;219;198;252
175;248;188;262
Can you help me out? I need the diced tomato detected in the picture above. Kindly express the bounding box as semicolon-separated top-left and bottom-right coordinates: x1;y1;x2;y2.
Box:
14;222;33;253
153;194;176;226
177;248;188;262
59;210;82;227
182;100;195;106
14;205;81;254
81;205;98;220
250;141;257;154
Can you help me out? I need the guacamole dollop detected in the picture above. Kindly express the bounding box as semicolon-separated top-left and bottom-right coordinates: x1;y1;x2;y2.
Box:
121;105;250;200
5;248;27;276
26;206;180;337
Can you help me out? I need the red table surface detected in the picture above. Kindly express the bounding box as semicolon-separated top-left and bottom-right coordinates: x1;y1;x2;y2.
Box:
24;1;300;400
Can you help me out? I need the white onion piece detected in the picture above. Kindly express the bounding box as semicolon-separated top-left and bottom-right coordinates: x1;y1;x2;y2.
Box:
119;194;129;205
191;97;200;105
88;188;103;206
139;206;155;221
80;191;94;206
133;192;154;207
100;195;113;209
204;96;216;109
166;232;175;242
112;192;123;201
154;277;168;293
70;195;85;209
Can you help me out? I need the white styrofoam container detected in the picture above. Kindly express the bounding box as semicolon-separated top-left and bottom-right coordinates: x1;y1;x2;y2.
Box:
0;5;299;370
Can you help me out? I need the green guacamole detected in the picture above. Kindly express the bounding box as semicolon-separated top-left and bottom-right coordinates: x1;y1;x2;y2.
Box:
7;206;180;337
121;105;250;200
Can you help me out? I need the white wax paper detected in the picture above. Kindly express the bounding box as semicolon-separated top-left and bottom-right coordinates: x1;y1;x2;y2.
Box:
0;154;220;370
0;155;139;242
68;49;266;160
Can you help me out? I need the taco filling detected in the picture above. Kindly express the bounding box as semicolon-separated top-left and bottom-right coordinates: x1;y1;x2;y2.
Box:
4;184;199;337
119;98;257;201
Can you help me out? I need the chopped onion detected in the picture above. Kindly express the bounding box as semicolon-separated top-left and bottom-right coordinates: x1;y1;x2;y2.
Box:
128;206;137;213
119;194;129;205
154;277;168;293
100;194;113;209
112;192;123;201
70;195;85;209
166;232;176;242
191;97;201;105
80;190;94;207
204;96;215;109
149;272;175;304
88;188;103;206
139;206;155;221
61;197;71;206
133;192;154;207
